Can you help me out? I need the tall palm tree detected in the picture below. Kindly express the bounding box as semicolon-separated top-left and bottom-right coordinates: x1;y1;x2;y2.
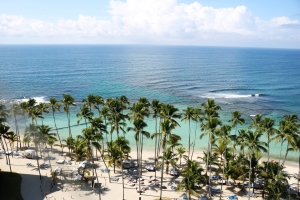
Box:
50;97;63;152
191;108;203;160
153;119;178;200
127;119;150;193
272;117;298;166
35;102;50;125
61;94;76;138
27;98;37;124
150;99;162;179
0;124;13;172
62;136;75;155
176;160;206;199
282;114;299;166
20;101;28;128
160;104;181;126
176;146;187;168
77;127;102;184
0;103;9;124
158;148;178;174
243;130;267;199
229;111;245;156
181;106;196;160
262;117;278;163
261;161;290;199
200;113;221;197
9;103;22;150
76;104;94;126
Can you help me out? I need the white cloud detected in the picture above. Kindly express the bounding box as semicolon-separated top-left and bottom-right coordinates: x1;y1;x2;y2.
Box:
0;0;299;47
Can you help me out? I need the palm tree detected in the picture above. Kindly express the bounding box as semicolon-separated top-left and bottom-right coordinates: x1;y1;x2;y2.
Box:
181;106;196;160
261;161;290;199
262;117;278;163
200;114;221;197
153;119;178;200
20;101;28;128
229;111;245;156
158;148;178;174
176;146;187;167
36;125;56;149
50;97;63;152
9;103;22;150
47;137;57;152
160;104;181;126
77;126;102;190
0;103;9;124
281;114;299;166
191;108;203;160
129;102;149;122
176;160;206;199
127;119;150;193
62;136;75;155
0;124;13;172
26;98;37;124
35;102;50;125
61;94;76;138
5;132;19;153
243;130;267;199
272;117;298;166
150;99;162;179
76;104;94;126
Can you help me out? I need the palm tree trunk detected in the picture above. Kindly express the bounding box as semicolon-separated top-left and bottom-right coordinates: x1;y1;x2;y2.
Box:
160;146;166;200
191;122;197;160
52;111;63;153
248;153;251;200
0;136;12;172
188;120;191;160
206;133;211;197
154;116;158;179
140;134;144;176
101;154;111;183
220;154;224;200
282;143;289;166
278;139;284;166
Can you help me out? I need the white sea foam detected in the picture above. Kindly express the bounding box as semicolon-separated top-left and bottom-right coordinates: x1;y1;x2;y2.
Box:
201;93;260;99
1;96;50;104
20;96;49;103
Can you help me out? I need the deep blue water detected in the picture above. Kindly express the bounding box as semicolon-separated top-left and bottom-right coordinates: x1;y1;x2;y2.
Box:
1;45;300;158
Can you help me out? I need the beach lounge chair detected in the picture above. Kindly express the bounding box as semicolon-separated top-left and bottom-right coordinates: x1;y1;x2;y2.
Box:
146;165;155;171
211;187;222;193
227;195;238;199
56;159;65;164
26;163;34;167
136;187;144;193
217;178;226;184
171;185;177;190
246;192;257;197
243;183;253;188
110;176;119;181
128;182;135;186
100;168;110;173
211;175;221;180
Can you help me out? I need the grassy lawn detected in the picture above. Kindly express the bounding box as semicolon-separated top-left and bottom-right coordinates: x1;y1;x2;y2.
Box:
0;171;23;200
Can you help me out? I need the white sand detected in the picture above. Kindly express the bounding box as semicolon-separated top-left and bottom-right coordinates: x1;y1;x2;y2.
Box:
0;144;299;200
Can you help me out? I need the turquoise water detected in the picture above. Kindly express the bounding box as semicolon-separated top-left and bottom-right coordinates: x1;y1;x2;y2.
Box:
1;45;300;159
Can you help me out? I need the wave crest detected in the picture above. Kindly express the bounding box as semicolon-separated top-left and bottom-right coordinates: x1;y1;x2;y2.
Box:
200;93;261;99
0;96;49;104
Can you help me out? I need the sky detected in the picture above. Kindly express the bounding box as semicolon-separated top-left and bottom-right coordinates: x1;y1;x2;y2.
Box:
0;0;300;48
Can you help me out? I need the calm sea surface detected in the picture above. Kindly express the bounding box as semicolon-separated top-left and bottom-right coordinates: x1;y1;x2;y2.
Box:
1;45;300;159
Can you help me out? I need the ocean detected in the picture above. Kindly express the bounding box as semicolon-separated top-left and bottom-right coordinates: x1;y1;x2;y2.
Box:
1;45;300;160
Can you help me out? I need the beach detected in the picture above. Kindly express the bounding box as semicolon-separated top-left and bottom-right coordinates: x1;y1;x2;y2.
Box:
1;143;299;200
